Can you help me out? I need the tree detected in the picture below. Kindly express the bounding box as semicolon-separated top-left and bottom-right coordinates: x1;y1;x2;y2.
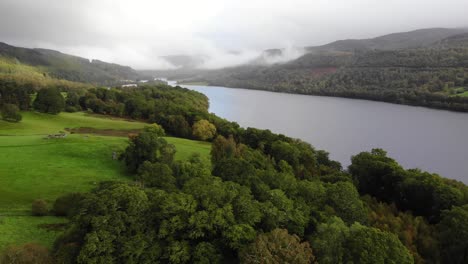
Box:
1;243;52;264
192;242;222;264
121;124;175;172
211;135;239;164
345;223;414;264
310;217;349;264
325;181;368;225
143;123;165;136
137;161;176;189
240;228;315;264
33;88;65;114
348;148;403;202
437;205;468;264
65;90;83;112
271;140;300;168
1;103;22;122
192;119;216;141
54;182;155;264
165;115;191;138
32;199;48;216
311;217;413;264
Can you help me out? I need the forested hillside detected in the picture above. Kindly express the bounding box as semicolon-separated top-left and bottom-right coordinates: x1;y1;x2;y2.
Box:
0;42;140;85
1;79;468;263
168;29;468;111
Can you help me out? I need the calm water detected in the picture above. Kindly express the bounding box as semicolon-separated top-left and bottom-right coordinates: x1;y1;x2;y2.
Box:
180;83;468;183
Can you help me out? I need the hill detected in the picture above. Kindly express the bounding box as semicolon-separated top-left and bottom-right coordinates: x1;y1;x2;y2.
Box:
0;111;211;251
0;42;140;85
167;28;468;112
306;27;468;52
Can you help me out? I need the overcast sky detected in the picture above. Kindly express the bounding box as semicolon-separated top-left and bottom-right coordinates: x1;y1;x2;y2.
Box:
1;0;468;69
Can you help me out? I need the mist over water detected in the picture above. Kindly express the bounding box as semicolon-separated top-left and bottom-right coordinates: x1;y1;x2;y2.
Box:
182;83;468;183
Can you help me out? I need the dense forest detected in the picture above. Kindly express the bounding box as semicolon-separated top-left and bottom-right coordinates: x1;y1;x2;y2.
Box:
2;81;467;263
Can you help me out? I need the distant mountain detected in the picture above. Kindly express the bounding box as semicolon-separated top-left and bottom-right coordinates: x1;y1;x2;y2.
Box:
306;28;468;52
0;42;140;84
155;28;468;70
434;32;468;48
166;28;468;112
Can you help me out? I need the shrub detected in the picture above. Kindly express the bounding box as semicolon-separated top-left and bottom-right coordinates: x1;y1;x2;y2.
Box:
53;193;86;217
32;199;49;216
1;103;22;122
65;105;79;113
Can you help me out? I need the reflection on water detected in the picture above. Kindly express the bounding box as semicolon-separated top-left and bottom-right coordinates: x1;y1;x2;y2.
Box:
180;83;468;183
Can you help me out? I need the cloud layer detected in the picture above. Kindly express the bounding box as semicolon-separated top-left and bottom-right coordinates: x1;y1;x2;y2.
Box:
1;0;468;69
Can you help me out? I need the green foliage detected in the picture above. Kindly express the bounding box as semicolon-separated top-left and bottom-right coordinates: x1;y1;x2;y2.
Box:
121;125;176;172
1;103;22;122
33;87;65;114
345;222;414;264
192;242;222;263
143;123;165;136
437;205;468;264
71;183;153;264
31;199;49;216
324;181;368;225
165;114;192;138
0;79;34;110
240;228;315;264
47;108;468;264
53;193;87;217
192;119;217;141
210;135;239;164
311;217;414;264
137;161;176;189
309;217;349;264
349;148;468;222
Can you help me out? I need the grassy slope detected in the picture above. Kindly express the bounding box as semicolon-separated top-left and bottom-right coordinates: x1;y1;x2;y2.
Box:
0;112;211;251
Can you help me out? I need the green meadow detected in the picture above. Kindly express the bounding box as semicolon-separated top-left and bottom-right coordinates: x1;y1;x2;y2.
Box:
0;112;211;251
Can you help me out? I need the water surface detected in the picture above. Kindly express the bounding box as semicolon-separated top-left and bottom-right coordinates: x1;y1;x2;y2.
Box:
180;83;468;183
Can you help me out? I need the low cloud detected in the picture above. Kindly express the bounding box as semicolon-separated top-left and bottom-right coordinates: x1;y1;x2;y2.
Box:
1;0;468;69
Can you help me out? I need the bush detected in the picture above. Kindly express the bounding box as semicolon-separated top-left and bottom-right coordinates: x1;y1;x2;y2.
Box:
65;105;79;112
1;103;22;122
32;199;49;216
53;193;86;217
0;243;52;264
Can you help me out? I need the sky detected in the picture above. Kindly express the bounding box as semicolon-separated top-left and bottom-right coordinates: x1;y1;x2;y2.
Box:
1;0;468;69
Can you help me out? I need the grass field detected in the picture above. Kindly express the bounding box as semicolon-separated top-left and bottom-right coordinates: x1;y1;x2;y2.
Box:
0;111;211;251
